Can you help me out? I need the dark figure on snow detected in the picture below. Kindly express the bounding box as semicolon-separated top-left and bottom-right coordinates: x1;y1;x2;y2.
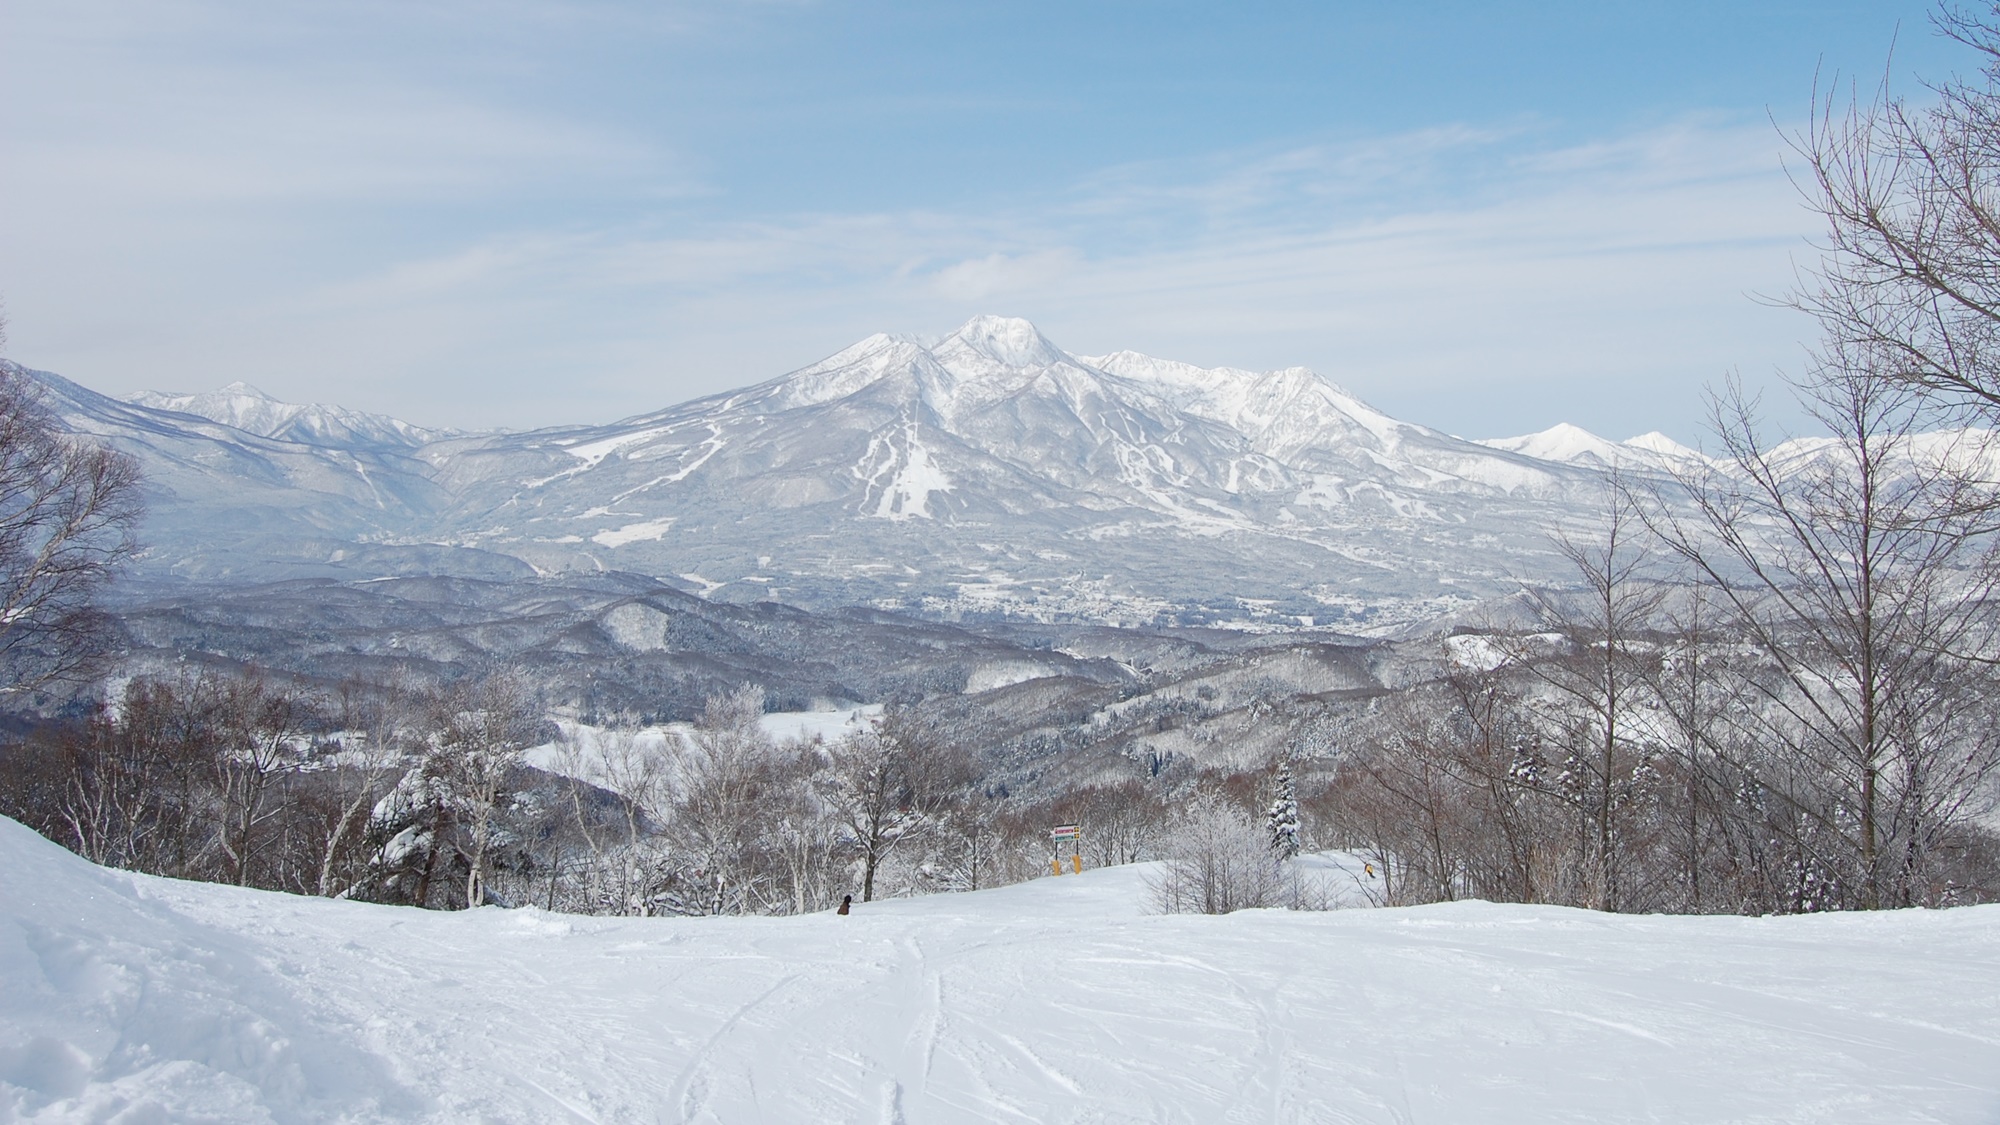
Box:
837;894;852;915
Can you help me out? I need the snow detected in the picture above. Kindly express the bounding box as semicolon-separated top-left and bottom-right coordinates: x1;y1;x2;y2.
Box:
527;708;882;785
1441;632;1514;671
1476;424;1711;472
964;660;1063;693
125;382;448;448
5;815;1999;1123
1623;430;1704;460
936;315;1067;370
590;517;676;547
558;426;677;469
756;704;881;743
859;423;954;521
1084;351;1412;452
1476;422;1630;465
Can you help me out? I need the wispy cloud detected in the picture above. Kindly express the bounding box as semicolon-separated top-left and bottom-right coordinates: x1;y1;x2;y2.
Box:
1;1;1820;441
201;116;1804;439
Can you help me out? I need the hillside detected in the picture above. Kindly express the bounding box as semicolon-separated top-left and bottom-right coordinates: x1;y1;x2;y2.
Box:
4;817;1995;1123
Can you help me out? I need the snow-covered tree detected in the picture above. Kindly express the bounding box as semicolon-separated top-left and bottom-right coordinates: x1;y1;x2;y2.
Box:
1152;791;1282;915
670;685;782;915
365;672;540;909
1267;767;1301;860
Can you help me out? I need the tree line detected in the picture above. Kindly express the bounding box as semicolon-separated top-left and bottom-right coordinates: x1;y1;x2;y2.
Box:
0;671;1285;915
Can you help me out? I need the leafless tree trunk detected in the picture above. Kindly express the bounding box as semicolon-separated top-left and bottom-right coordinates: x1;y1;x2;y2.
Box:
212;673;315;887
672;686;781;915
1151;790;1282;915
1641;584;1755;912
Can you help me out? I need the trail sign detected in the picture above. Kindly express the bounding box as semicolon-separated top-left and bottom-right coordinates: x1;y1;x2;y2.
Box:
1050;823;1084;876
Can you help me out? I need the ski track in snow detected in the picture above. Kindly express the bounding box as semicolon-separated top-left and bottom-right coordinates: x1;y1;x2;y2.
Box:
3;817;1999;1122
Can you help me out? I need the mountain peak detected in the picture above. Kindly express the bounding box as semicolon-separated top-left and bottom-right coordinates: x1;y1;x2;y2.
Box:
938;315;1067;369
1623;431;1701;459
1475;423;1709;470
218;380;276;399
1474;423;1623;464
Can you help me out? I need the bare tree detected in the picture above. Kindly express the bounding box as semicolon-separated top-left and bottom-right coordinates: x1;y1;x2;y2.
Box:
764;742;843;914
1341;670;1566;906
1650;364;2000;909
0;328;142;695
1641;583;1764;912
42;710;140;868
672;686;782;914
1788;6;2000;421
431;673;540;909
823;706;970;902
314;678;415;898
212;673;316;887
114;670;233;879
1510;481;1669;911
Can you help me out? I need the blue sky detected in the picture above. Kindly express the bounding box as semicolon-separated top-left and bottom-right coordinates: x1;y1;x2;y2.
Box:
0;0;1966;440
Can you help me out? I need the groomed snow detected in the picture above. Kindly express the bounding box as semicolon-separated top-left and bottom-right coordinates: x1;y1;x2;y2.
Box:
3;816;1997;1123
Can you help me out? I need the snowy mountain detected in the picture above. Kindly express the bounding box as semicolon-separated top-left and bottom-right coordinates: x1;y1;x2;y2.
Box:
416;317;1628;628
1475;422;1707;471
125;381;452;449
3;362;495;586
5;814;1996;1122
17;318;1680;628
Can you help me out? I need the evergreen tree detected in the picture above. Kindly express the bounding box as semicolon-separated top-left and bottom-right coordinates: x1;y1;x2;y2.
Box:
1267;767;1301;860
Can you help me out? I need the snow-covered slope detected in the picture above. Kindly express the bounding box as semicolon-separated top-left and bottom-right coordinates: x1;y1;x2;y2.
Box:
126;382;451;449
4;817;1997;1123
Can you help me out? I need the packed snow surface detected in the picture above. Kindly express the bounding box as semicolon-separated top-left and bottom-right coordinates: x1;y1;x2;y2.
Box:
4;817;1997;1123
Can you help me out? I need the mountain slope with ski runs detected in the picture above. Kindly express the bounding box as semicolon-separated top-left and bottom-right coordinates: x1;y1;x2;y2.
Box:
18;316;1710;630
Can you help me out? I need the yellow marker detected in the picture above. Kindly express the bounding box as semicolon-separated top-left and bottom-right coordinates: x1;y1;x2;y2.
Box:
1071;854;1083;875
1051;857;1063;876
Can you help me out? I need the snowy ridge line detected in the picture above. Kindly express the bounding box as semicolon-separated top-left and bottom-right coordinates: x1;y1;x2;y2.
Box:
23;322;1999;631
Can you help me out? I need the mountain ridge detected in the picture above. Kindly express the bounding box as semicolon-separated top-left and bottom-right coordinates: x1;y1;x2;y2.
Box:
125;381;455;449
8;318;1685;630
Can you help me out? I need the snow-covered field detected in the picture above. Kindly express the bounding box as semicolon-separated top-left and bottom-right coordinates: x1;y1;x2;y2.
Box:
3;817;1997;1124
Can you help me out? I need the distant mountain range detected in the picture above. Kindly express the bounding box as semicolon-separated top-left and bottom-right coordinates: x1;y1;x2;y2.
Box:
10;317;1722;631
126;381;455;449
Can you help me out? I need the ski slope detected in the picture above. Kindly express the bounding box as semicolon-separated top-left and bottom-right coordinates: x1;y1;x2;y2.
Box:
3;817;1997;1123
